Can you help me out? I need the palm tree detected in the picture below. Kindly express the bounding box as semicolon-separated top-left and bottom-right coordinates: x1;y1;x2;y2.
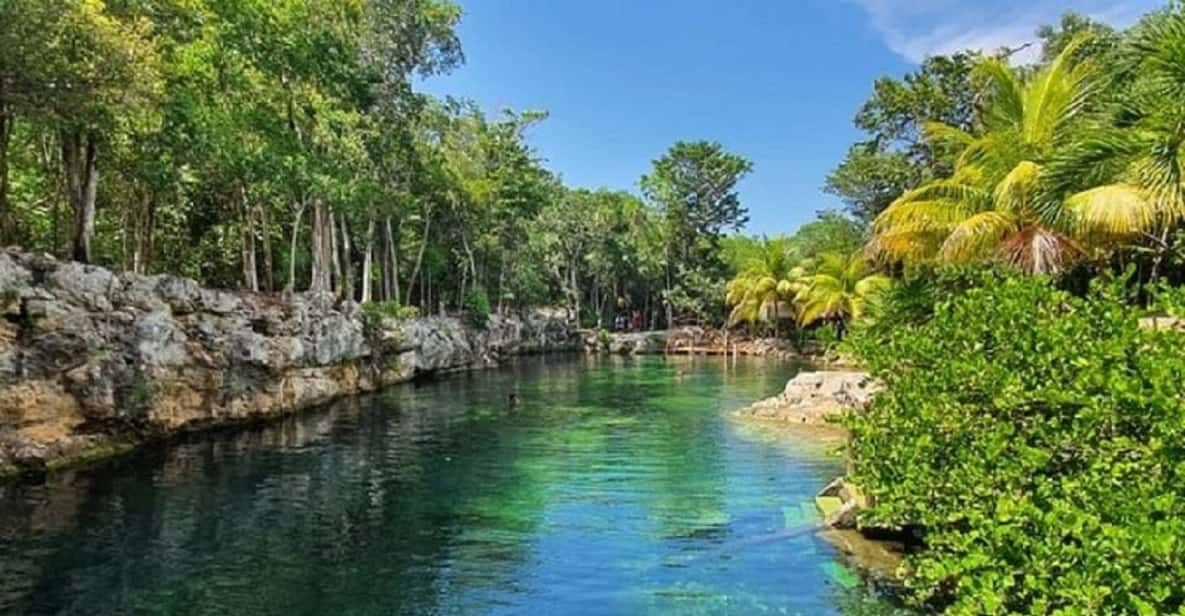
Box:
794;253;891;338
869;37;1126;274
726;273;800;328
1040;10;1185;279
724;238;802;331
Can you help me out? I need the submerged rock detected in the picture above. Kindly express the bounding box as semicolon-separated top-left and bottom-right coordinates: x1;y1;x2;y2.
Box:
815;477;909;582
0;250;580;477
736;370;881;425
816;477;867;529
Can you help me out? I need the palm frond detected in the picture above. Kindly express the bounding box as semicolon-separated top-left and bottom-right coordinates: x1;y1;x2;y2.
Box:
1065;184;1159;237
866;227;949;263
993;161;1043;215
924;122;975;150
940;211;1018;263
1022;35;1096;146
851;274;892;320
975;59;1026;131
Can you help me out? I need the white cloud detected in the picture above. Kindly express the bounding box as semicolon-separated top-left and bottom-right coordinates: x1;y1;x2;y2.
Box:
853;0;1158;64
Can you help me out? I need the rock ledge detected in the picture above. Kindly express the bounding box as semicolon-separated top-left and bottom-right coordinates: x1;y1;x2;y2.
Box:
735;370;881;425
0;250;579;477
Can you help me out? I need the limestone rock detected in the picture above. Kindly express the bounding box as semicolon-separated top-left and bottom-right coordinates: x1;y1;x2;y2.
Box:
46;261;117;312
817;477;868;529
0;249;579;476
1139;314;1185;331
737;370;882;425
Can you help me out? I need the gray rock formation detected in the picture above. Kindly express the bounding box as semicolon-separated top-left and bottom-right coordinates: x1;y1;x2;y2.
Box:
583;327;811;359
736;370;881;424
0;250;579;477
583;330;670;354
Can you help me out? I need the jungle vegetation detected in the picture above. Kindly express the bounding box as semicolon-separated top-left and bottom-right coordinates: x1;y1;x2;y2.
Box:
831;4;1185;614
6;2;1185;612
0;0;752;329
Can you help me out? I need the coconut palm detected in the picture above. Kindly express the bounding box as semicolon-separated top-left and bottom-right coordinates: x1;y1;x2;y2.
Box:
869;37;1119;274
726;273;801;327
794;252;891;338
724;238;802;330
1040;10;1185;278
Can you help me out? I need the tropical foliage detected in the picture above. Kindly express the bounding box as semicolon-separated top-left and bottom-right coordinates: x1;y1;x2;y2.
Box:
837;5;1185;613
0;1;754;329
857;7;1185;279
793;253;890;335
723;213;884;334
868;38;1101;273
846;273;1185;614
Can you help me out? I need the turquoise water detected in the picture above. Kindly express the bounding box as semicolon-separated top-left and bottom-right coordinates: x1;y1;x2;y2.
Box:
0;356;894;615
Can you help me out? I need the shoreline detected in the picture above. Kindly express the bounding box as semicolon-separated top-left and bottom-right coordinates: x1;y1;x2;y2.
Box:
730;368;909;584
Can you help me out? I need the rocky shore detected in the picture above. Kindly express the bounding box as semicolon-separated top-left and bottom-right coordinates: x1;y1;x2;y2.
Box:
0;251;580;478
584;327;822;360
733;368;907;579
734;370;881;426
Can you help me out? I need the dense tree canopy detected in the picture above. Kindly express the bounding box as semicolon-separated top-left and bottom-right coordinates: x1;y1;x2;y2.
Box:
0;0;758;330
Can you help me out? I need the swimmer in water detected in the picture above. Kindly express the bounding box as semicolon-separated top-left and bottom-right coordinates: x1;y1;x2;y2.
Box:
508;391;519;407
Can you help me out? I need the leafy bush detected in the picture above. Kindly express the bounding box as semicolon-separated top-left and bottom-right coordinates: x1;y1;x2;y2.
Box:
849;265;1011;342
464;286;491;329
846;275;1185;614
1152;281;1185;318
361;301;420;323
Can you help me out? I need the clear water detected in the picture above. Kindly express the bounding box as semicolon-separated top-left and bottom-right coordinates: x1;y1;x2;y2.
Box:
0;355;895;615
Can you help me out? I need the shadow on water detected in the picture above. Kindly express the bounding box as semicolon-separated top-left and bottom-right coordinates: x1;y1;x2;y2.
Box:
0;355;904;615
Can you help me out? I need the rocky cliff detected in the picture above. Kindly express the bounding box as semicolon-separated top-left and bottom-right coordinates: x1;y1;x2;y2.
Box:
0;251;579;477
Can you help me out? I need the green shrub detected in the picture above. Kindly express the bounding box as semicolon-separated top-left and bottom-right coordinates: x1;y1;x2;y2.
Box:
849;265;1011;343
464;286;491;329
361;301;420;323
1152;281;1185;318
846;275;1185;614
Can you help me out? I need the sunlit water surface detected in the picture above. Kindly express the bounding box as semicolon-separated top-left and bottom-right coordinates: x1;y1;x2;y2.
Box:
0;356;895;615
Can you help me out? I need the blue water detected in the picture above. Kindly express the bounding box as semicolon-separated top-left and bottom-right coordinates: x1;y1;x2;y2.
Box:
0;355;894;615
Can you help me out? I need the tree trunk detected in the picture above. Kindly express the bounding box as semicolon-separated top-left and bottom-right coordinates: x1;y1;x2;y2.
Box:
258;202;273;292
385;216;400;306
0;104;12;244
286;199;306;294
361;215;375;303
240;185;258;292
569;258;581;326
339;213;353;301
378;220;390;302
309;199;333;293
62;130;99;264
141;190;157;274
496;250;505;314
404;205;431;305
329;211;342;296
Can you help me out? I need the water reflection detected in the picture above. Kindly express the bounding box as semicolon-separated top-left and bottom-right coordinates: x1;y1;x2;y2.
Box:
0;355;894;615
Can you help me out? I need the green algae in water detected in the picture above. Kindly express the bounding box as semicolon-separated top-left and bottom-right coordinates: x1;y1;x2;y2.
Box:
0;355;899;615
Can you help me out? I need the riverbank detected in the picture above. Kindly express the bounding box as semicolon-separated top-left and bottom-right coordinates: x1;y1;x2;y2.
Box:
731;369;910;583
0;250;581;478
583;327;848;363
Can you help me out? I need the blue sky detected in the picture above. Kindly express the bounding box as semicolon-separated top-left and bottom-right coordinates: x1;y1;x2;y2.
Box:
420;0;1158;235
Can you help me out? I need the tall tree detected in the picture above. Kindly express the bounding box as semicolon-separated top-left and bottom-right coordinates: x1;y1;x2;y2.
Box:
0;0;161;261
641;140;752;324
869;38;1116;274
826;53;978;223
